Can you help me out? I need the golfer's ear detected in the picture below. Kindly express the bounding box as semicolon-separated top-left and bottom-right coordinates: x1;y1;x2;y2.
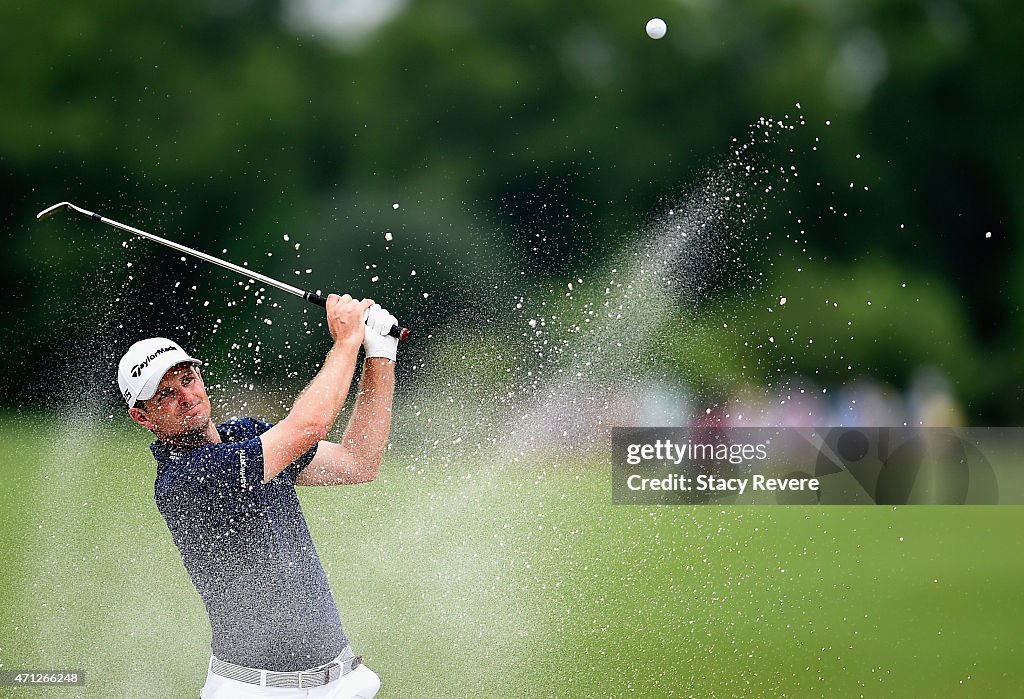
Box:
129;406;154;430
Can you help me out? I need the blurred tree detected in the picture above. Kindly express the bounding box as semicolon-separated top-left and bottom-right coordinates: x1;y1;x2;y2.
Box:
0;0;1020;420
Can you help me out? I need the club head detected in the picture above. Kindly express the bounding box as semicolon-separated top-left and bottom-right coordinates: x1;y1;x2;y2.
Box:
36;202;72;221
36;202;98;222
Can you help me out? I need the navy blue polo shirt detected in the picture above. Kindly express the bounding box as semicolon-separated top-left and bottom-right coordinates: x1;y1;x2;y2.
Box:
151;417;348;671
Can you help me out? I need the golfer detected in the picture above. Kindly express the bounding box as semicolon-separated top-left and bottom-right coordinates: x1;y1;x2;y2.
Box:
118;294;396;699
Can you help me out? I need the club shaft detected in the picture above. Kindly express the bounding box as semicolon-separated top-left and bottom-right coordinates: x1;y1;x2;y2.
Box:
110;212;312;300
37;202;409;340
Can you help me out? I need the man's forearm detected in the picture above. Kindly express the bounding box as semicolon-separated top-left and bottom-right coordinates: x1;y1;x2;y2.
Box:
288;341;361;437
260;294;371;483
340;358;395;476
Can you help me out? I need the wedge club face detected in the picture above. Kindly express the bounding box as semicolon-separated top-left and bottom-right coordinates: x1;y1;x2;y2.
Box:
36;202;99;221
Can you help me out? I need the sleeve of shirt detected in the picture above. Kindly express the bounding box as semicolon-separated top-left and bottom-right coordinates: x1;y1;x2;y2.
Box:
243;417;319;483
283;442;318;482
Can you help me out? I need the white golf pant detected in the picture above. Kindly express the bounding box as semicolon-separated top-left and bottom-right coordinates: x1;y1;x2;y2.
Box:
199;663;380;699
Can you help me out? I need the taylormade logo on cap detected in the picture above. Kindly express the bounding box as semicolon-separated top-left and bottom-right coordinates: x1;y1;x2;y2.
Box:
117;337;202;408
131;344;177;378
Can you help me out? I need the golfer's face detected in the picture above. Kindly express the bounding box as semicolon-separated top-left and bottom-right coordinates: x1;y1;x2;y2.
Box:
145;364;211;435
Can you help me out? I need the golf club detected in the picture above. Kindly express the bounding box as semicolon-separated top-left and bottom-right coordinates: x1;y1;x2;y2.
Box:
36;201;409;341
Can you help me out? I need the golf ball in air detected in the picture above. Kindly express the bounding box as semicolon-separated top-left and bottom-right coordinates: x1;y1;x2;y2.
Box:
646;18;667;40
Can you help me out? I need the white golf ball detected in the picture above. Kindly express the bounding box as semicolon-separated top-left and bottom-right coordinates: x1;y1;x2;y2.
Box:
646;18;667;40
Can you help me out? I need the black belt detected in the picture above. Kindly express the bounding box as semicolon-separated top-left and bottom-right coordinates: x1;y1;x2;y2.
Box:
210;646;362;689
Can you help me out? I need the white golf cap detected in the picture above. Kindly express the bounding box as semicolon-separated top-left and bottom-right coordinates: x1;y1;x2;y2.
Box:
117;337;202;408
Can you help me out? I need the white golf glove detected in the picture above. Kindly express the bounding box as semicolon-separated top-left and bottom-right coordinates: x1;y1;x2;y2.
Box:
363;304;399;361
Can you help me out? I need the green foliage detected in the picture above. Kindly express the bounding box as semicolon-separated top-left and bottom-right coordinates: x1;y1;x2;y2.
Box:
1;0;1021;419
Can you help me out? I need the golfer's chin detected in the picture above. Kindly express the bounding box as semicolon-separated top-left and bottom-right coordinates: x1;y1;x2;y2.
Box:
170;413;212;442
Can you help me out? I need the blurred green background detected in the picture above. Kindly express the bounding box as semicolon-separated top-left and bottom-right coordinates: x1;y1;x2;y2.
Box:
2;416;1023;697
1;0;1022;420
